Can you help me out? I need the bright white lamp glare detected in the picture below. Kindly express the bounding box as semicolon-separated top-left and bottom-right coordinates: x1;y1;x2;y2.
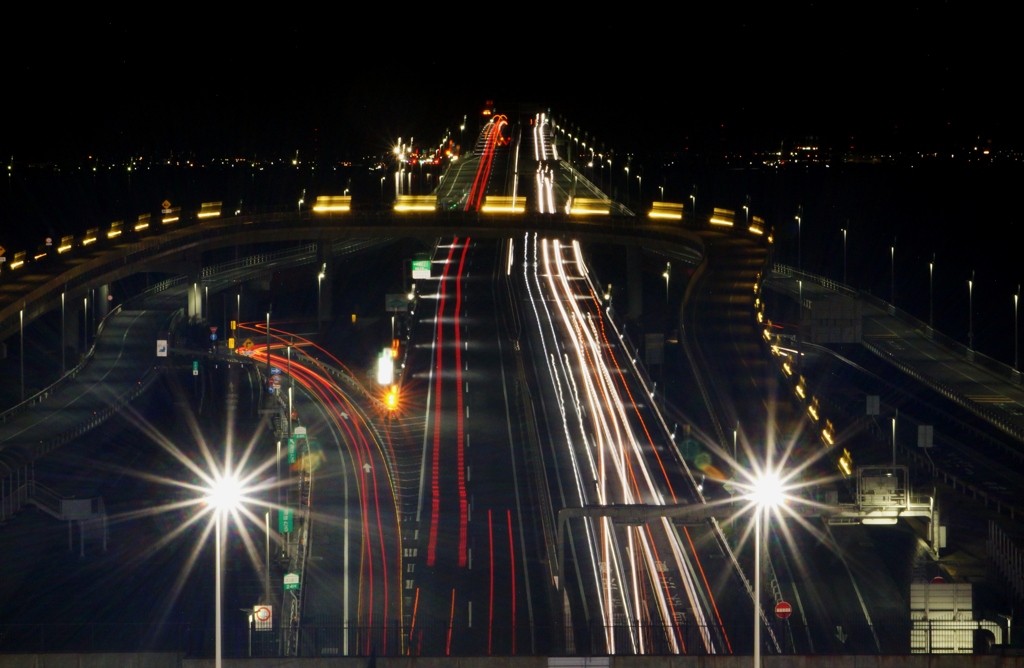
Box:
748;473;785;508
206;474;244;512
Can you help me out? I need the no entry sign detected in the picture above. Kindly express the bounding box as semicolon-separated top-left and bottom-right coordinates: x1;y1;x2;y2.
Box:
775;601;793;619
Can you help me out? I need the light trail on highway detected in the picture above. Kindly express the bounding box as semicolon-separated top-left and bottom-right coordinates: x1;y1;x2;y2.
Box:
521;233;730;655
466;117;507;212
242;326;403;654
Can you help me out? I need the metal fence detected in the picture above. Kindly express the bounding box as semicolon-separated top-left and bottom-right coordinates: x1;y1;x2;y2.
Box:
4;618;1000;657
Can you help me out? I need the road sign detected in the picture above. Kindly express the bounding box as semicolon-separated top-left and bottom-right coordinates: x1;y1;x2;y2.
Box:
253;605;272;631
210;333;217;341
192;360;199;376
288;437;297;463
866;395;880;415
283;572;300;591
412;258;432;279
210;326;218;334
385;294;410;312
917;424;934;448
775;601;792;619
271;367;281;375
278;509;293;533
294;426;307;437
156;340;168;357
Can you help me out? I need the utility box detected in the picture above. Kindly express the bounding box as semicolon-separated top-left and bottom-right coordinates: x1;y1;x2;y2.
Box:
910;582;1002;653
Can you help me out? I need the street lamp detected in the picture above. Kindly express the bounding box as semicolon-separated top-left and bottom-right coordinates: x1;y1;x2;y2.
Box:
841;227;847;285
890;240;896;306
205;473;244;668
317;263;326;330
1015;285;1020;371
662;262;671;301
968;271;975;351
929;255;935;330
747;473;784;668
795;206;802;271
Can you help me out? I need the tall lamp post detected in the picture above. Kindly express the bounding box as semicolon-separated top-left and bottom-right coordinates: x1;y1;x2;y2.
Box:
890;241;896;306
929;255;935;329
1015;285;1020;371
662;262;671;302
205;474;244;668
968;271;975;352
795;206;802;271
317;264;326;330
748;473;784;668
841;227;847;285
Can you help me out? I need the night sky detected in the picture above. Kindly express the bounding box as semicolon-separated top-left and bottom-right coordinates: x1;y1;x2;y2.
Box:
5;6;1017;162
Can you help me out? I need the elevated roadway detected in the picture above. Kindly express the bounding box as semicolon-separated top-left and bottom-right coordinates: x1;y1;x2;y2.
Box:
0;209;704;343
764;265;1024;443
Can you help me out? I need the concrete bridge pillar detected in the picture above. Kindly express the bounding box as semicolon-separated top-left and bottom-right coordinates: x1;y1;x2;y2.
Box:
317;244;333;325
66;298;83;360
626;245;643;321
187;281;203;320
96;284;109;321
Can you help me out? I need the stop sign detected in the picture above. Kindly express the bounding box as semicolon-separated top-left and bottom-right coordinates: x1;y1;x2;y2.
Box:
775;601;792;619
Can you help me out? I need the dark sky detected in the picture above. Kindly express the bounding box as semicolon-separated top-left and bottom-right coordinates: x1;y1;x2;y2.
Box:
6;6;1014;161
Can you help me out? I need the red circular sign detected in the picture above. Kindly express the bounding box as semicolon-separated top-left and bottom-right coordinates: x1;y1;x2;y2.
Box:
775;601;793;619
931;576;946;584
254;606;271;622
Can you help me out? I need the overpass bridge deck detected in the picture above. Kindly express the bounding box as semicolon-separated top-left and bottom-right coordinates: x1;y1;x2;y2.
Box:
764;265;1024;444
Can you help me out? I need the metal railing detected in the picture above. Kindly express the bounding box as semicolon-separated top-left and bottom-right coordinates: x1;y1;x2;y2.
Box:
0;618;991;656
988;520;1024;605
0;302;125;425
772;263;1024;443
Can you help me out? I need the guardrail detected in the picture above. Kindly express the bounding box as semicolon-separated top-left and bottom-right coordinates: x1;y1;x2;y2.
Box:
760;276;1024;521
771;263;1024;443
0;301;125;426
0;207;709;342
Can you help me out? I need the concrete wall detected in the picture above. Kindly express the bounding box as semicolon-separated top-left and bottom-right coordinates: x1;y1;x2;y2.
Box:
6;657;1024;668
0;654;180;668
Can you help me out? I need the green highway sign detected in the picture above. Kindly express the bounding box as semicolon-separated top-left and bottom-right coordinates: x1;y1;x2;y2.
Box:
283;572;300;591
412;259;431;279
278;508;293;533
287;437;297;464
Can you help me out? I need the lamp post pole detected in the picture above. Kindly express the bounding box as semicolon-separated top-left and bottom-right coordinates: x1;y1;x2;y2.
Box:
754;506;762;668
216;510;224;668
796;205;803;271
891;242;896;306
1015;285;1020;370
929;255;935;329
841;227;847;285
61;292;66;375
969;272;975;351
20;309;24;402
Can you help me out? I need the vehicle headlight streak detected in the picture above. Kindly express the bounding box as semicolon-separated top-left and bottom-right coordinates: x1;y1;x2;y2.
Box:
522;234;614;647
546;240;691;653
523;234;728;654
